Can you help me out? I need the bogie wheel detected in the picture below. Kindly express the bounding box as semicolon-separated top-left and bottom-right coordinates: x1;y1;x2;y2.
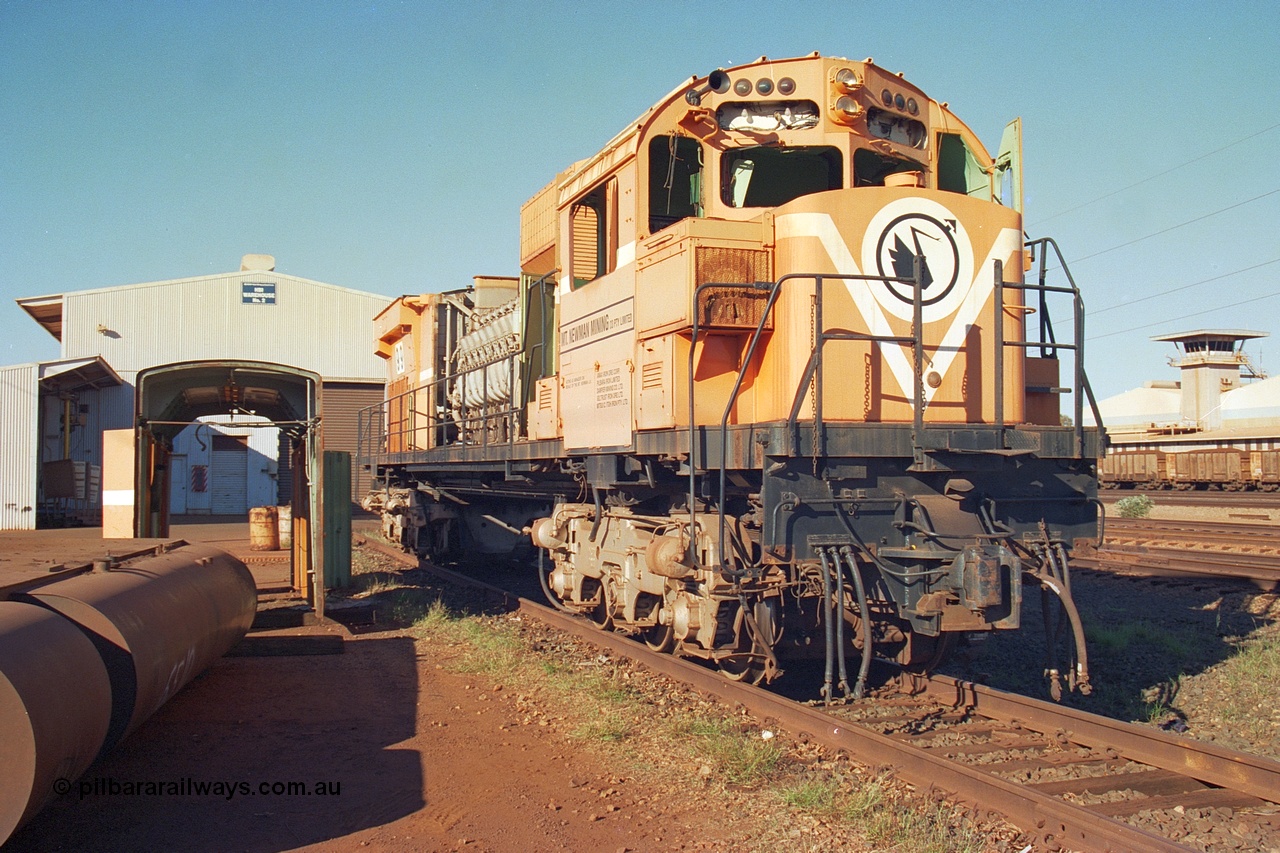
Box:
717;599;777;684
643;623;674;653
717;653;767;684
587;579;614;630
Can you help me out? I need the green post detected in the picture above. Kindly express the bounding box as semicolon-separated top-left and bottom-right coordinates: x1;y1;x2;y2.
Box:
322;450;352;588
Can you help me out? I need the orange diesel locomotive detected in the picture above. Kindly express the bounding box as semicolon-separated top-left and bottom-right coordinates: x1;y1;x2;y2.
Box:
361;54;1103;699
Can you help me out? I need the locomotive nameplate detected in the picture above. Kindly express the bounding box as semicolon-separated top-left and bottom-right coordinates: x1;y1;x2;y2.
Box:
559;296;634;354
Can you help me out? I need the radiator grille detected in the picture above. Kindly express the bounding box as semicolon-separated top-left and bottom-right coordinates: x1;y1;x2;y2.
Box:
695;246;770;285
694;247;773;330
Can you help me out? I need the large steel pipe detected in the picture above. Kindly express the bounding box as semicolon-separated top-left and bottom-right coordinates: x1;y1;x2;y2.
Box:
0;600;113;844
21;543;257;756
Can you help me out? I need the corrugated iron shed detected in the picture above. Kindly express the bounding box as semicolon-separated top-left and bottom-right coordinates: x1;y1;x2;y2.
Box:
0;358;124;530
17;267;387;381
0;364;40;530
7;257;395;528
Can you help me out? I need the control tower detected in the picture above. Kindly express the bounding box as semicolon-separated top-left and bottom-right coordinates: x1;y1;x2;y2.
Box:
1152;329;1268;430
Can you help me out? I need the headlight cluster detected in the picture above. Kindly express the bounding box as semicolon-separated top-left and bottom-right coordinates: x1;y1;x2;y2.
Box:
732;76;795;97
880;88;919;116
831;67;863;125
697;65;922;130
829;65;922;128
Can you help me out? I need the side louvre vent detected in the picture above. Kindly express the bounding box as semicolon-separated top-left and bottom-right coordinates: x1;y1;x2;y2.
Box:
641;361;665;390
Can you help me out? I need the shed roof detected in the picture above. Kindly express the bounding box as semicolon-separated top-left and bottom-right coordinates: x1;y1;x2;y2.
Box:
1083;384;1182;429
16;294;64;342
1220;374;1280;415
38;356;123;393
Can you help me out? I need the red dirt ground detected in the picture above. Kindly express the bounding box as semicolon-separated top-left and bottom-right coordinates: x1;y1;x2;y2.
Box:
2;521;759;852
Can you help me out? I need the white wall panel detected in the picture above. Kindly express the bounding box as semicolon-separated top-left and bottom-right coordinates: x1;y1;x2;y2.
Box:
0;364;39;529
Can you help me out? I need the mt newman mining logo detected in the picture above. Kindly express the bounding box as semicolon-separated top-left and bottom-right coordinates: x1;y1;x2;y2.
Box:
559;298;635;352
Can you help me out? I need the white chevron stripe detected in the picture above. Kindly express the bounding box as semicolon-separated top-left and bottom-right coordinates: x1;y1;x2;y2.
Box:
776;210;1020;410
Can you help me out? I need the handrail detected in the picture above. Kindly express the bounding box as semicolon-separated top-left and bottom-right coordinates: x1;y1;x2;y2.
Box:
994;238;1106;458
686;261;926;577
357;269;560;477
357;350;524;470
782;263;925;456
685;280;777;568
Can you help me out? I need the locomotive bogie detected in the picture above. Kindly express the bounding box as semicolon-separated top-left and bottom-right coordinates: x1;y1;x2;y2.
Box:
534;501;787;668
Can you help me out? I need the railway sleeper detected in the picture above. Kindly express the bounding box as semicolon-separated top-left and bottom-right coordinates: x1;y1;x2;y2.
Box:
1086;788;1267;818
1028;768;1203;798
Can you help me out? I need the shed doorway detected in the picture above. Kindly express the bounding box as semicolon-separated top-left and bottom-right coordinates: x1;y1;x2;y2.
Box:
129;360;328;615
169;454;188;515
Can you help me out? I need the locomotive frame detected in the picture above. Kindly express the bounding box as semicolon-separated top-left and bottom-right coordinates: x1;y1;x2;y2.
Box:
359;54;1104;700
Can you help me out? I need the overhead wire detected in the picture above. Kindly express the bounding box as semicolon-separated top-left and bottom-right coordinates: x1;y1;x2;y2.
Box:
1092;257;1280;315
1092;290;1280;340
1022;120;1280;379
1029;121;1280;227
1067;188;1280;265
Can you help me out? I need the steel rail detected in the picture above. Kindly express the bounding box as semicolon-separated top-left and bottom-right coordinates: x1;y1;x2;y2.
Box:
471;577;1182;850
901;672;1280;803
1105;517;1280;546
1105;533;1280;550
1102;491;1280;509
1107;517;1278;532
1072;545;1280;586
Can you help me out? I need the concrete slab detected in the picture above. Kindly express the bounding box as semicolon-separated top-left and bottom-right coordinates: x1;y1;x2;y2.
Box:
0;516;293;595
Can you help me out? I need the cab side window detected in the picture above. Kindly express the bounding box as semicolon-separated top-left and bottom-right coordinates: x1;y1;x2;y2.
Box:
571;178;618;288
648;135;703;233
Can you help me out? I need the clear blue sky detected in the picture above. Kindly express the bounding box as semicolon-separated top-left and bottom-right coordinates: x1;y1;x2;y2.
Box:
2;0;1277;401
